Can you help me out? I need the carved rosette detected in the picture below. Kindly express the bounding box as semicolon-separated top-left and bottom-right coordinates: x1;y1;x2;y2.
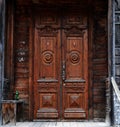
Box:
42;51;53;65
69;51;80;64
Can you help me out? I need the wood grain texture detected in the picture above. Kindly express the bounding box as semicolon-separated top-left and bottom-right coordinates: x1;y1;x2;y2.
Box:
92;0;108;120
33;8;88;119
0;0;3;102
2;103;15;124
5;0;108;121
13;1;31;120
34;8;60;119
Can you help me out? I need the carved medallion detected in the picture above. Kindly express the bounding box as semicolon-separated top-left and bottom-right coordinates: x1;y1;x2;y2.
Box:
69;51;80;64
42;51;53;64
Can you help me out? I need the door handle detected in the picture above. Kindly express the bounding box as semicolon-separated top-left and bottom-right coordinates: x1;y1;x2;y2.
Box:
62;61;66;81
63;83;66;86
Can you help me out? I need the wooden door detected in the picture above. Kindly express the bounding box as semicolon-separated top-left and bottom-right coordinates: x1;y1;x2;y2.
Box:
62;11;88;119
34;9;61;119
34;8;88;119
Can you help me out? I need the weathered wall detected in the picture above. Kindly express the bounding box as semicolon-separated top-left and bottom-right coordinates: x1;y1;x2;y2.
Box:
13;0;31;120
92;0;108;121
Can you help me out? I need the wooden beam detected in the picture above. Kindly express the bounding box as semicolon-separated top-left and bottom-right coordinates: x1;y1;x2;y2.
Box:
5;0;14;99
0;0;2;104
0;0;5;117
107;0;113;125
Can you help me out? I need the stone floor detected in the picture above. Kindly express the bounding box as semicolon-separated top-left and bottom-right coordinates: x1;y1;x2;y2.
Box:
0;122;112;127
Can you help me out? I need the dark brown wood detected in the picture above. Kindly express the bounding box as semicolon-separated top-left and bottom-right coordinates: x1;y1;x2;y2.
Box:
2;103;15;124
88;6;94;120
34;8;88;119
29;12;34;120
92;0;108;121
0;0;3;103
62;10;88;119
5;0;108;121
1;100;24;125
5;0;14;99
34;8;61;119
32;0;89;6
13;1;31;120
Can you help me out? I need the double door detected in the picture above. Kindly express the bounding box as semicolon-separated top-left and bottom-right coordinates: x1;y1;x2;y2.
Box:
34;8;88;119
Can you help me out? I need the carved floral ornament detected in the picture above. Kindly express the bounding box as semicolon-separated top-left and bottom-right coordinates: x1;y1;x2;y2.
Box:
37;26;58;35
64;26;86;36
36;24;86;35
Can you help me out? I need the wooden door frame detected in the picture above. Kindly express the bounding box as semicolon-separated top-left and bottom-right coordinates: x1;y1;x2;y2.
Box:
88;6;94;120
28;15;34;121
5;0;112;121
29;6;94;121
29;1;112;121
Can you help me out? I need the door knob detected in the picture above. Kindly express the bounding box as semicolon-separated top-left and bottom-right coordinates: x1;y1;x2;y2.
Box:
63;83;66;86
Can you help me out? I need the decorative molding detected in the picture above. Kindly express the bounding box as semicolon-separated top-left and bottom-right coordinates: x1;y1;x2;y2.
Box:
38;86;57;92
37;26;58;35
65;16;84;25
64;85;85;92
64;26;86;35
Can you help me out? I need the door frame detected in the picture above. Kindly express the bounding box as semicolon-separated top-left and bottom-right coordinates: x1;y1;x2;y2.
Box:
29;6;94;121
4;0;111;123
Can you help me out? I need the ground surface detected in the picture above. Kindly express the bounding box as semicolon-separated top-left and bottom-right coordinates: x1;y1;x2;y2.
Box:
0;122;112;127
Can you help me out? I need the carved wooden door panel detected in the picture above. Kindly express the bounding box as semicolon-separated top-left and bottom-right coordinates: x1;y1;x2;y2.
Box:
62;11;88;119
34;8;88;119
34;9;61;119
